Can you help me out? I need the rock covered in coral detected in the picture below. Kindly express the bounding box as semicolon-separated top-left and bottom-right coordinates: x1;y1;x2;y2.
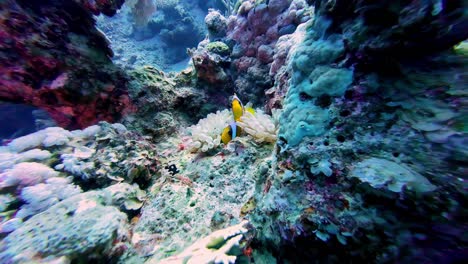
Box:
55;122;158;187
316;0;468;64
0;0;132;129
123;65;211;138
0;183;142;263
240;0;468;262
16;177;82;219
6;127;74;153
0;162;59;190
0;120;151;263
189;39;232;85
226;0;311;104
1;122;157;189
205;9;228;41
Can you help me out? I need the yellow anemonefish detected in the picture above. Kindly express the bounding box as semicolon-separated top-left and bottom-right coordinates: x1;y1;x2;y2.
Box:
221;122;241;144
232;94;244;122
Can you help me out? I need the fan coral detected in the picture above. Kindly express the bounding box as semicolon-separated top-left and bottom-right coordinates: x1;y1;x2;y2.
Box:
237;110;277;143
188;110;232;152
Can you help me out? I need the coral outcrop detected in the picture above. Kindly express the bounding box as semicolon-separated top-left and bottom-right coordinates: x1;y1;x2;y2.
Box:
226;0;311;104
0;183;141;263
0;122;150;263
243;0;468;262
123;66;212;138
0;0;132;129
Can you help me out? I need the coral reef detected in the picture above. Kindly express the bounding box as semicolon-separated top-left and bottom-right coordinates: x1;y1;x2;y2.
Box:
189;39;233;86
226;0;311;104
0;0;466;264
243;0;468;262
0;122;151;263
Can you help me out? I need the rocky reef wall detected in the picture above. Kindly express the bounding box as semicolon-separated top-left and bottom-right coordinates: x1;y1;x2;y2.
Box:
233;0;467;262
0;0;132;130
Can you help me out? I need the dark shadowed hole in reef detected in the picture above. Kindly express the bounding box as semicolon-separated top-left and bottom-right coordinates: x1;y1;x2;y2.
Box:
336;134;345;142
315;94;332;108
0;103;55;141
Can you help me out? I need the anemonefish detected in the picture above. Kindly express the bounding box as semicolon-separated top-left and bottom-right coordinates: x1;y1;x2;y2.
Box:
222;94;251;145
232;94;244;122
221;122;241;145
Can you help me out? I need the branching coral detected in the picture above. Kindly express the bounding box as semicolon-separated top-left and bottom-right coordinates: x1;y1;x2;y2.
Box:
237;110;277;143
187;110;232;152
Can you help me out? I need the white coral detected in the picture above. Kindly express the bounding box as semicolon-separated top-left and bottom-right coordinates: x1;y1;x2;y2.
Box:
158;221;249;264
16;177;82;218
188;110;232;152
237;110;278;143
7;127;73;152
57;146;96;180
0;162;59;190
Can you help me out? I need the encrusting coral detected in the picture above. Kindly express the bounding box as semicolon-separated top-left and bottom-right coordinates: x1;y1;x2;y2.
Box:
350;158;436;193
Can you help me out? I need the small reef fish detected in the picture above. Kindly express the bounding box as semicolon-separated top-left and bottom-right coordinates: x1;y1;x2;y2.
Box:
221;121;241;144
221;94;245;144
221;94;256;145
232;93;244;122
165;164;180;176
